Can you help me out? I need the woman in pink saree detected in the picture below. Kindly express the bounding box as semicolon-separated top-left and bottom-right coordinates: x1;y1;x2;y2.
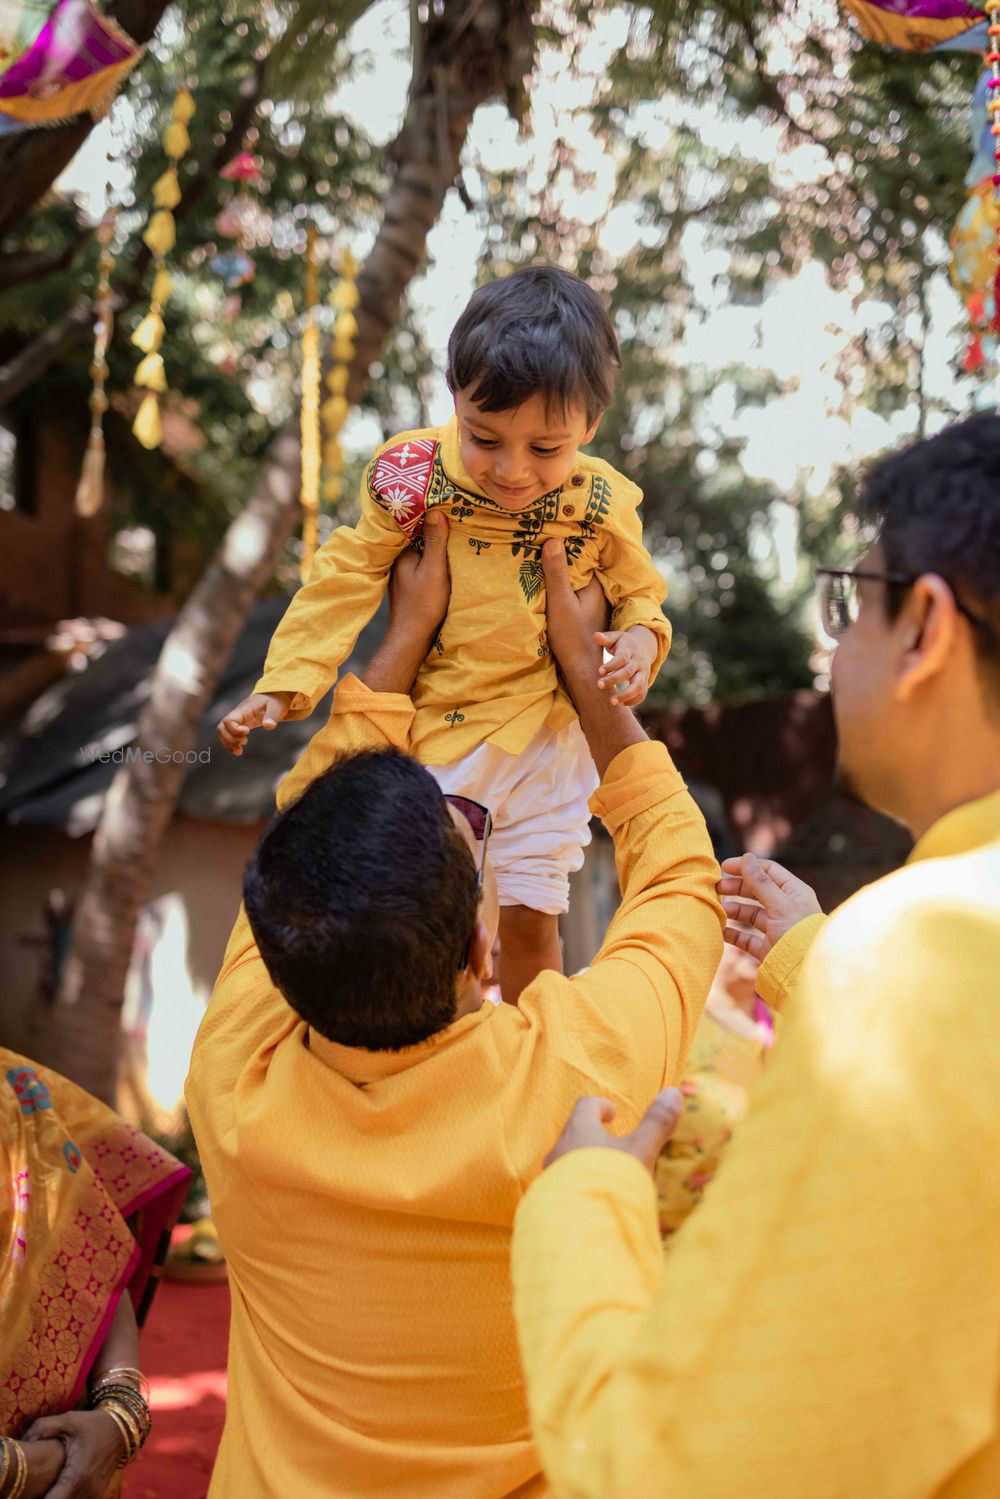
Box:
1;1049;189;1496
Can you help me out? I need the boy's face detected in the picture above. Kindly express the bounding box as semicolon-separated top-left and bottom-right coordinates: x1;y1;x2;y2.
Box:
453;388;600;510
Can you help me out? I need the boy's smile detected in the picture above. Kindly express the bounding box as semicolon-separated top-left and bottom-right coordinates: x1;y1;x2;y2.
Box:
454;389;600;511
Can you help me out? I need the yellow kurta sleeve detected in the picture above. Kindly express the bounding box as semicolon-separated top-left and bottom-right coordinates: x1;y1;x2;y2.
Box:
597;481;671;683
254;462;410;720
755;911;827;1013
527;740;724;1099
513;890;1000;1499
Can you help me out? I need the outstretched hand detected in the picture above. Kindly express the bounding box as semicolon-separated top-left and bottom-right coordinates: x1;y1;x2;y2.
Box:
217;691;293;756
718;853;823;961
543;1089;684;1172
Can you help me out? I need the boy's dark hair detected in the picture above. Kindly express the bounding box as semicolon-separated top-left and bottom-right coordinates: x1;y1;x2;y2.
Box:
243;749;479;1051
859;411;1000;703
446;264;620;425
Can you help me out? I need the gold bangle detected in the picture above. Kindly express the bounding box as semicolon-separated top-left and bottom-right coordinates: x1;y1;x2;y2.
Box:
0;1439;10;1492
97;1404;136;1468
94;1365;148;1398
106;1400;142;1463
5;1441;27;1499
94;1388;150;1448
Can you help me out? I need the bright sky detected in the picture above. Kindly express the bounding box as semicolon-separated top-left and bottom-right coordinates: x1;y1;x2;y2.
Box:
58;0;982;590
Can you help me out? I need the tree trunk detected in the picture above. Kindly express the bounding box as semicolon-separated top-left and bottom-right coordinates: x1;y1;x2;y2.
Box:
43;0;538;1101
0;0;171;246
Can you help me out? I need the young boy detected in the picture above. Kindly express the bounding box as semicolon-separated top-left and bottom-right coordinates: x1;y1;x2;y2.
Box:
218;265;671;1001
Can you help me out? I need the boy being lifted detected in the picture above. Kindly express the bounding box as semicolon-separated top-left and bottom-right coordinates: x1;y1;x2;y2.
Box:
219;265;670;1000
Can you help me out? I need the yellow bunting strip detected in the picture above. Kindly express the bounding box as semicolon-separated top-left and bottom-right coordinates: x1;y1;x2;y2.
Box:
321;247;358;509
75;208;117;517
131;87;195;450
299;226;322;581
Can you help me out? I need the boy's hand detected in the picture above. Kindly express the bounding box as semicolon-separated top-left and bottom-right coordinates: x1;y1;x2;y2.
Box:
596;625;657;707
217;691;293;756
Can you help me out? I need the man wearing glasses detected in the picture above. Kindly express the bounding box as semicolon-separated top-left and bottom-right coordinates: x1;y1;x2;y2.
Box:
186;510;724;1498
511;411;1000;1498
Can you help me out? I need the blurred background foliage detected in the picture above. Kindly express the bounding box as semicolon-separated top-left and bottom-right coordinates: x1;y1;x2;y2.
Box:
0;0;982;703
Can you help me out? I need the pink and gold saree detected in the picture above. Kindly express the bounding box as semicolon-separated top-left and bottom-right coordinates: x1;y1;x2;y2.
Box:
0;1048;190;1438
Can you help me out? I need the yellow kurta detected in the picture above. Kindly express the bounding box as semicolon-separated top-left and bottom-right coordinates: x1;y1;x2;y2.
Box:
254;416;670;765
185;676;723;1499
512;787;1000;1498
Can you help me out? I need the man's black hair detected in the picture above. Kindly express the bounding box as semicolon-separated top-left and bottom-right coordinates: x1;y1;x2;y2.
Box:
446;264;620;425
859;411;1000;702
243;749;479;1051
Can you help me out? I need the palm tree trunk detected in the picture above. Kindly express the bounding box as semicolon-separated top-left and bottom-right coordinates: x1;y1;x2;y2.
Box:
43;0;538;1101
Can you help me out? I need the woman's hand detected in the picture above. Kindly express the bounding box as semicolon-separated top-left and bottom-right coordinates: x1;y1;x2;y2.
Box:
22;1410;126;1499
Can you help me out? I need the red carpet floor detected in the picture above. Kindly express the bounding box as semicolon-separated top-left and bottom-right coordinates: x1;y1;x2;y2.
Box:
130;1277;229;1498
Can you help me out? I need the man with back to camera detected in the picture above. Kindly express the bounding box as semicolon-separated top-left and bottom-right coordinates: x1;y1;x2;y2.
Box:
185;509;724;1498
511;411;1000;1499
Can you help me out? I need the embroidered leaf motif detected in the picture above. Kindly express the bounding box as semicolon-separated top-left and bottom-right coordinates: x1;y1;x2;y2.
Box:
519;558;544;603
586;475;612;527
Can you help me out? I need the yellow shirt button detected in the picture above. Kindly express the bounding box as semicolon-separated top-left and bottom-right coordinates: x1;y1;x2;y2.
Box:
571;473;585;487
563;504;576;517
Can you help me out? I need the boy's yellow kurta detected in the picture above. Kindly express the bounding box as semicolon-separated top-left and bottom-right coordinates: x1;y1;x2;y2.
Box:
254;416;670;764
185;676;723;1499
512;788;1000;1499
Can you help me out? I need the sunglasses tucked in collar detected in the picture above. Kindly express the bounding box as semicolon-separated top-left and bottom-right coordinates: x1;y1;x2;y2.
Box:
816;567;995;642
443;794;492;971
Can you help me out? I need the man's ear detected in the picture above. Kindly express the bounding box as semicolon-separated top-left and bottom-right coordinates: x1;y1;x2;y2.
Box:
895;574;961;702
468;919;491;984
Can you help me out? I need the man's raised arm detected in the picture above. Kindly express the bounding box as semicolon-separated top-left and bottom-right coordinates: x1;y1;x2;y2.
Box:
539;542;724;1090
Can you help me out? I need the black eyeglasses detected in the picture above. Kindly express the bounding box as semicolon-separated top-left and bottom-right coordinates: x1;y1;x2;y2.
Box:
816;568;995;642
443;794;492;971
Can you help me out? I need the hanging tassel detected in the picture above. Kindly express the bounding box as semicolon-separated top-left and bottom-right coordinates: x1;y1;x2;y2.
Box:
74;428;106;518
75;207;117;517
133;392;163;450
135;352;167;391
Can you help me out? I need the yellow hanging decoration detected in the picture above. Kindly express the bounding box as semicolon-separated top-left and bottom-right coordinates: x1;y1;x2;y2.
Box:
299;225;322;582
152;168;181;210
131;86;195;451
322;246;358;506
133;392;163;450
75;207;118;518
131;310;165;353
134;352;167;392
